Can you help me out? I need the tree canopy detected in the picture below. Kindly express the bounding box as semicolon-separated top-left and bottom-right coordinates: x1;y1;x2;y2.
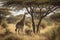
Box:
0;8;12;16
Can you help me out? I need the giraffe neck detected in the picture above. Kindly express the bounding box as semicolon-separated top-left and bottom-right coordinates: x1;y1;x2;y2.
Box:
20;14;26;23
22;14;25;21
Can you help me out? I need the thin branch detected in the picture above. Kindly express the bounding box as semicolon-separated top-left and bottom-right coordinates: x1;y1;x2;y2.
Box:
42;6;59;18
48;6;58;14
41;5;54;18
29;6;34;13
25;6;32;15
44;5;54;16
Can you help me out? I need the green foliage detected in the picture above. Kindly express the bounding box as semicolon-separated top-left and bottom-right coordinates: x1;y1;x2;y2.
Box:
50;13;60;22
55;25;60;36
51;13;60;19
25;21;31;27
0;8;12;16
0;18;8;29
25;28;32;35
41;19;48;26
50;0;60;2
46;25;60;40
7;15;22;24
0;8;12;24
46;28;56;40
1;0;52;9
25;17;32;28
0;16;4;25
1;19;8;28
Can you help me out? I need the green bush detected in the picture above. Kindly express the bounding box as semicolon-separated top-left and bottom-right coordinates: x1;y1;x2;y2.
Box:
55;25;60;36
25;21;31;28
46;25;60;40
46;28;56;40
41;19;48;26
1;19;8;28
25;29;32;35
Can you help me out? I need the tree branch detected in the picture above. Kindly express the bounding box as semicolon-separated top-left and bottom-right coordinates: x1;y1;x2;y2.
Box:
25;6;32;15
42;6;59;18
29;6;34;13
43;5;54;16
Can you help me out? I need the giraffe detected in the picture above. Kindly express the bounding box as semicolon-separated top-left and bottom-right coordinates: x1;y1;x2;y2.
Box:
15;13;28;33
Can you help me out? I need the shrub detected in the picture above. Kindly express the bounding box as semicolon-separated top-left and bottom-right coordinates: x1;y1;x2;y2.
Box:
25;29;32;35
46;28;56;40
1;23;8;28
41;19;48;26
25;21;31;28
46;25;60;40
5;36;22;40
1;19;8;28
55;25;60;36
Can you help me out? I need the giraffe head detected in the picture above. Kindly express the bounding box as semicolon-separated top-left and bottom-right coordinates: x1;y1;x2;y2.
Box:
24;12;28;15
23;13;28;17
23;13;28;19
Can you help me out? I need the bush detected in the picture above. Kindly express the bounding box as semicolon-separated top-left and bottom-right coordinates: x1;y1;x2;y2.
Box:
1;19;8;28
2;23;8;28
25;29;32;35
41;19;48;26
5;36;22;40
25;21;31;28
46;28;56;40
46;25;60;40
55;25;60;36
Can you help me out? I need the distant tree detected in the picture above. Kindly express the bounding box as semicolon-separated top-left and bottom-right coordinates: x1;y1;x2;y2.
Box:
50;13;60;22
0;8;12;24
7;14;24;24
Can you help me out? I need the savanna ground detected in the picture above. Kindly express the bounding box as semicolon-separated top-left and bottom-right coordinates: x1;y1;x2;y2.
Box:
0;19;60;40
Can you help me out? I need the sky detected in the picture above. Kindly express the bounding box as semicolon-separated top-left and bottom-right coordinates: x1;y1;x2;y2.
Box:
6;8;31;17
0;2;60;18
10;9;26;16
10;8;60;15
6;8;60;18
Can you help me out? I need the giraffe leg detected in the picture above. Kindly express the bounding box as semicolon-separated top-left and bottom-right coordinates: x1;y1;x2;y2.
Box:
18;28;20;33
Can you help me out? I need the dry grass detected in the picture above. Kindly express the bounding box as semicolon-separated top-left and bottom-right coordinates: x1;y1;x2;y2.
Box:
0;23;60;40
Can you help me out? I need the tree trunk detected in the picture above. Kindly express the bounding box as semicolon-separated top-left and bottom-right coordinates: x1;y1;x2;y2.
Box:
36;18;42;33
31;14;35;33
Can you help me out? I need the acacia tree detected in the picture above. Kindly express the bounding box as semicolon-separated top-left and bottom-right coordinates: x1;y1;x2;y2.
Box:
1;0;60;33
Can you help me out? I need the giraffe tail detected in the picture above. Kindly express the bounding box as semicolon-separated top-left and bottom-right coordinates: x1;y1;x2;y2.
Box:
15;28;17;32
